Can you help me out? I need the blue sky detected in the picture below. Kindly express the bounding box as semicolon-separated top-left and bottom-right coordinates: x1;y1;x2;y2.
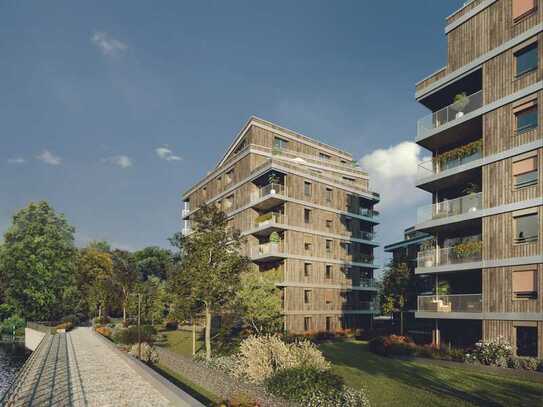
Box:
0;1;465;262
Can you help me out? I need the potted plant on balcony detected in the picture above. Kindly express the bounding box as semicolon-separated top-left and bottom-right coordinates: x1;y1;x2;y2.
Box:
268;173;280;194
255;212;274;226
269;231;281;252
420;240;435;268
451;92;470;118
452;239;482;260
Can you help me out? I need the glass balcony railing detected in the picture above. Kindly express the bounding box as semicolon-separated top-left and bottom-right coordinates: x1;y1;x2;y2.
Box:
356;231;377;241
182;209;191;217
418;294;482;313
251;242;285;257
254;212;286;228
417;147;482;180
359;208;380;218
417;240;482;268
417;90;483;139
250;183;286;202
417;192;482;223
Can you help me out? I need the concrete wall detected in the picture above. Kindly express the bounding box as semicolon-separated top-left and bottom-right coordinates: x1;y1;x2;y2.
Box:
25;327;45;351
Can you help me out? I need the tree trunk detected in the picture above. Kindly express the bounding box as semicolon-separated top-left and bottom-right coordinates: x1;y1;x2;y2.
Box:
98;305;102;319
205;304;212;361
400;310;404;336
192;321;196;356
123;304;127;324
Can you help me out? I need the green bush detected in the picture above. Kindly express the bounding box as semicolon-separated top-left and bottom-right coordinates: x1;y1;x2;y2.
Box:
1;315;25;336
465;337;512;367
387;341;416;357
304;385;371;407
519;358;539;371
112;325;156;345
368;336;389;356
55;321;74;331
265;367;343;403
61;314;79;326
94;316;110;325
164;320;178;330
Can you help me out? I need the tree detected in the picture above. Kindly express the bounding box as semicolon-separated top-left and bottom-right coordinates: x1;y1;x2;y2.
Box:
0;201;78;320
133;246;172;281
237;272;282;335
78;247;114;318
111;250;138;323
169;204;250;360
380;260;411;336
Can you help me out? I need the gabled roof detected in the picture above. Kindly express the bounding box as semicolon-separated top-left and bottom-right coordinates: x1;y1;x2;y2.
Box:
216;116;353;169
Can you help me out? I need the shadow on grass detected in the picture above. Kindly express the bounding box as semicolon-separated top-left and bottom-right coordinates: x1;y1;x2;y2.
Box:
320;341;543;407
151;364;216;407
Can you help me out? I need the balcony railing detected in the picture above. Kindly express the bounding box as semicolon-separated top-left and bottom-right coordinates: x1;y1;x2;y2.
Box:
418;294;482;313
417;240;482;268
359;278;378;289
359;208;380;218
251;183;286;202
417;147;482;181
417;90;483;139
251;242;285;257
182;228;193;236
255;212;286;228
417;192;482;223
356;231;378;241
182;209;190;217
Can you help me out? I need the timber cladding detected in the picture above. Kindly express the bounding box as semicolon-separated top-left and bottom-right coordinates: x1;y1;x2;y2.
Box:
484;320;543;356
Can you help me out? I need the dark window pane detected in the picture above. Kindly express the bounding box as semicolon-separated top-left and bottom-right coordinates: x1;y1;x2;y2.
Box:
516;107;538;133
516;327;538;357
515;170;538;187
515;214;538;242
516;43;538;76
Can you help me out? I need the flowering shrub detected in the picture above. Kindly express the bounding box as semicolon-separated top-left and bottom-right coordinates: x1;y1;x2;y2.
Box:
465;337;512;367
305;386;371;407
112;325;156;345
95;326;112;338
195;353;240;375
368;335;415;357
235;335;330;383
129;342;159;364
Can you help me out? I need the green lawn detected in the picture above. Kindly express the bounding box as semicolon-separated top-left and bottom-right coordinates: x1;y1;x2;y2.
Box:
160;329;203;357
320;340;543;407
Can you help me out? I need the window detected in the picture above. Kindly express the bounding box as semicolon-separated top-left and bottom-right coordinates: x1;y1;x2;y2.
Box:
304;181;312;196
202;187;207;198
225;170;234;184
326;219;333;230
514;211;539;243
515;43;538;77
326;187;333;203
325;239;333;253
343;242;352;255
304;242;312;252
513;268;537;299
273;137;288;150
345;217;352;231
304;208;312;224
324;290;332;304
319;152;331;160
516;326;538;357
325;316;332;332
514;100;538;133
304;290;312;304
513;154;538;187
304;262;312;277
304;316;312;332
325;265;332;279
513;0;537;21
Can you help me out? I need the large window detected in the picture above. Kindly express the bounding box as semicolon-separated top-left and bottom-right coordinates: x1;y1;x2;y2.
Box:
273;137;288;150
514;211;539;243
513;0;537;21
325;316;332;332
514;100;538;134
512;268;537;299
304;262;312;277
304;181;312;197
304;316;312;332
304;290;312;304
325;265;332;279
326;187;333;203
516;326;538;357
304;208;312;224
513;154;538;188
515;43;538;77
325;239;333;253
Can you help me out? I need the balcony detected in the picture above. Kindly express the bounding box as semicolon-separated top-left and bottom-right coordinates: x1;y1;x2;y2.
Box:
417;142;482;183
182;208;191;218
417;90;483;140
342;301;380;312
250;242;287;263
417;192;482;225
418;294;482;313
182;227;193;236
355;231;378;242
251;212;287;237
359;208;380;219
417;240;482;269
250;183;287;210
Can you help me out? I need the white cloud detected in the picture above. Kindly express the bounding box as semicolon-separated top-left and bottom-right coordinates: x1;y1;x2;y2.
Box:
7;157;25;164
92;32;128;56
359;141;430;210
155;147;182;161
103;155;133;168
36;150;62;166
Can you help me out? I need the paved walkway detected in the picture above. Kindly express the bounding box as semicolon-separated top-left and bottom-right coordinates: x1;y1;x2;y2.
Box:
3;327;202;407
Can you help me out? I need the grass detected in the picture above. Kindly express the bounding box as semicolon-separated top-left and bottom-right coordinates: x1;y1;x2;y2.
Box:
159;329;203;357
320;340;543;407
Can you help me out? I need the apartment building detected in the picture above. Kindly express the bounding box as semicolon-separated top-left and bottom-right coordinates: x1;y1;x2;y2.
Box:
414;0;542;357
181;117;380;334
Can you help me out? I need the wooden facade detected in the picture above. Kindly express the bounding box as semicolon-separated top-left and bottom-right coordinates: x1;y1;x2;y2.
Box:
183;117;379;334
415;0;543;356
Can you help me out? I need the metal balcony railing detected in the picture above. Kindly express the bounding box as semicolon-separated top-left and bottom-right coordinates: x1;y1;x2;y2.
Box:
417;240;482;268
417;90;483;139
417;192;482;223
418;294;482;313
254;212;286;228
417;148;482;181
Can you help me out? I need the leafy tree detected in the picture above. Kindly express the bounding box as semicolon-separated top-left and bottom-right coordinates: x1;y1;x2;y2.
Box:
78;247;114;318
169;204;250;360
88;240;111;253
237;272;282;335
380;260;411;335
0;201;78;320
133;246;172;280
111;250;138;323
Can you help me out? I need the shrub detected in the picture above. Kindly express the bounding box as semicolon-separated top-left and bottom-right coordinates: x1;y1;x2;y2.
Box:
507;356;521;369
129;342;159;364
464;337;512;367
55;322;73;332
304;386;371;407
95;326;112;338
387;341;416;357
369;335;416;357
538;360;543;372
218;392;257;407
94;316;110;325
519;358;539;371
236;335;330;383
112;325;156;345
61;314;79;326
195;353;239;375
265;367;343;403
164;320;178;331
1;315;26;336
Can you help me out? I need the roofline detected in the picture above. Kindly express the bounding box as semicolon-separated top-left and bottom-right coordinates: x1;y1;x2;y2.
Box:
384;235;433;252
216;116;353;168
